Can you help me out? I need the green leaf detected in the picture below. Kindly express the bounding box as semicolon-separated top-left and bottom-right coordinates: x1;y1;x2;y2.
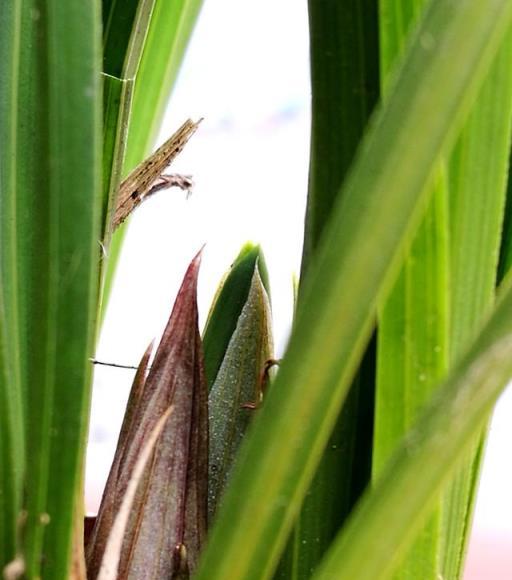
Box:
376;4;512;579
194;2;512;579
300;0;379;272
279;0;380;576
100;74;133;240
374;171;449;579
378;1;425;91
373;2;449;578
102;0;156;79
311;276;512;580
203;243;269;388
208;268;273;519
0;0;24;567
102;0;204;319
123;0;204;172
441;34;512;578
15;1;102;577
100;0;156;316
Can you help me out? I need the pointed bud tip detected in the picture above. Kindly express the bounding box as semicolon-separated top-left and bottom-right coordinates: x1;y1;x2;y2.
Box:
188;246;205;277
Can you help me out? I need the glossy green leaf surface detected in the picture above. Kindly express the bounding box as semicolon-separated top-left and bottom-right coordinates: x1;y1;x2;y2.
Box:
194;2;512;579
99;0;156;317
99;74;133;325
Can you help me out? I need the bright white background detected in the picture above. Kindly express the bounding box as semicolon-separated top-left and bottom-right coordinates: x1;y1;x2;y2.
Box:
86;2;512;577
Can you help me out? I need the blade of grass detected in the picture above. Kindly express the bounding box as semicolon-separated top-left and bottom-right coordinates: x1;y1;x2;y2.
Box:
0;0;25;568
99;74;133;327
123;0;204;172
15;1;102;577
101;0;204;319
374;171;449;579
101;74;133;240
311;275;512;580
441;35;512;578
379;1;425;92
99;0;155;318
373;2;449;578
278;1;380;576
194;2;512;579
300;0;379;273
377;4;512;578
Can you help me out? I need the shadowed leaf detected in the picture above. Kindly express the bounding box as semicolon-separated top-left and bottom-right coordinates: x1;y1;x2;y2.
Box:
208;268;274;520
203;244;270;388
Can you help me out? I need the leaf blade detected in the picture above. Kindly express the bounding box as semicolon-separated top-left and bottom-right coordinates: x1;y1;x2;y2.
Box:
194;2;512;579
311;278;512;580
15;1;102;576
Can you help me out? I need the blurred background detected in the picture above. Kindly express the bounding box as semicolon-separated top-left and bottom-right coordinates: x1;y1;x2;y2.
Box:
87;1;512;577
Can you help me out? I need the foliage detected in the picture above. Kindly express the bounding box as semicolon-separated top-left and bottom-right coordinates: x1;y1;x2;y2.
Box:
1;0;512;579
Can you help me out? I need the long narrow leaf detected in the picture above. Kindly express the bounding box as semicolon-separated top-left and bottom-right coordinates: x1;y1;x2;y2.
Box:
0;0;24;567
301;0;379;272
102;0;149;78
100;75;133;240
311;276;512;580
194;2;512;579
374;174;449;579
101;0;204;319
374;2;448;578
100;0;155;316
441;34;512;578
123;0;204;172
15;2;102;577
279;2;380;575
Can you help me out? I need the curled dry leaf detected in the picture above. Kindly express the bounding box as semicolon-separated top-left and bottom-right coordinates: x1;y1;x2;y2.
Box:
112;119;201;230
87;252;207;579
